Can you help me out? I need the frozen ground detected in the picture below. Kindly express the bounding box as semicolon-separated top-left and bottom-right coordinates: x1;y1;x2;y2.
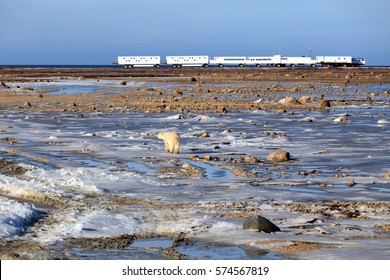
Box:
0;80;389;260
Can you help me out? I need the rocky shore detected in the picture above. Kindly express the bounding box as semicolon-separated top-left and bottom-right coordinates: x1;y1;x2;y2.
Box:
1;67;389;114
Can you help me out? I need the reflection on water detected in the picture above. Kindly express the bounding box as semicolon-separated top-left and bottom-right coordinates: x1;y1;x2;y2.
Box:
71;237;282;260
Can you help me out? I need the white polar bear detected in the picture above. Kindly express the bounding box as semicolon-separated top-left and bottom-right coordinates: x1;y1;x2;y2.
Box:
157;132;180;154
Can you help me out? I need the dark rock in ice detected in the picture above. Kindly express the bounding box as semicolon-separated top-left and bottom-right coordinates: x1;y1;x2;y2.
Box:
243;215;281;233
1;82;10;89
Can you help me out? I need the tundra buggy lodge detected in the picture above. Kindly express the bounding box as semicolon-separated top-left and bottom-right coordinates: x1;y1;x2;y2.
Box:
116;55;365;68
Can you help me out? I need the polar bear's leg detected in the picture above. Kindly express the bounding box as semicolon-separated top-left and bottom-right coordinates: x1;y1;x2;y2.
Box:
173;143;180;154
164;140;171;153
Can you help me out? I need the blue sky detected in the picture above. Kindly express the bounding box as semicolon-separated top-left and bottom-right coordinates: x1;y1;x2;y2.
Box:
1;0;389;65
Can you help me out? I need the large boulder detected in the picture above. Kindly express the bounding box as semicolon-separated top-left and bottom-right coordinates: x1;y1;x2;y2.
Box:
266;150;290;162
243;215;281;233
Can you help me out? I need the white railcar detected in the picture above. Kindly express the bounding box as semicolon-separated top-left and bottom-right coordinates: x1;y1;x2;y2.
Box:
316;56;364;66
247;55;316;67
209;56;247;67
281;56;317;67
247;56;277;67
166;56;209;67
118;56;161;68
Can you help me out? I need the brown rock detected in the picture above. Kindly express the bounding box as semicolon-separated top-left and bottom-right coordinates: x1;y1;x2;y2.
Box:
267;150;290;162
201;132;210;138
172;89;183;96
203;155;213;161
348;180;356;187
319;99;331;109
298;96;315;104
280;96;298;104
217;106;227;113
244;156;260;164
266;150;291;162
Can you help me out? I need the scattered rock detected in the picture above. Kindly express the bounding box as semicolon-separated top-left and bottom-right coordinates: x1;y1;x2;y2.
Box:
348;180;356;187
3;253;21;260
279;96;298;104
318;99;331;109
118;81;127;86
298;96;315;104
243;215;281;233
190;77;197;82
171;89;183;96
231;167;257;177
203;155;214;161
0;82;10;89
266;150;290;162
244;155;260;164
201;132;209;138
0;158;27;176
334;115;348;122
181;163;203;178
68;234;135;250
217;106;227;113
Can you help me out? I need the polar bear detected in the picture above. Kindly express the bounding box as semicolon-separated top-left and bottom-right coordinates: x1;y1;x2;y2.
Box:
157;131;180;154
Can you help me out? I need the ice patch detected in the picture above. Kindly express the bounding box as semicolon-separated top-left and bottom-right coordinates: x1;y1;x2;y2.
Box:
57;209;142;238
0;197;42;237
